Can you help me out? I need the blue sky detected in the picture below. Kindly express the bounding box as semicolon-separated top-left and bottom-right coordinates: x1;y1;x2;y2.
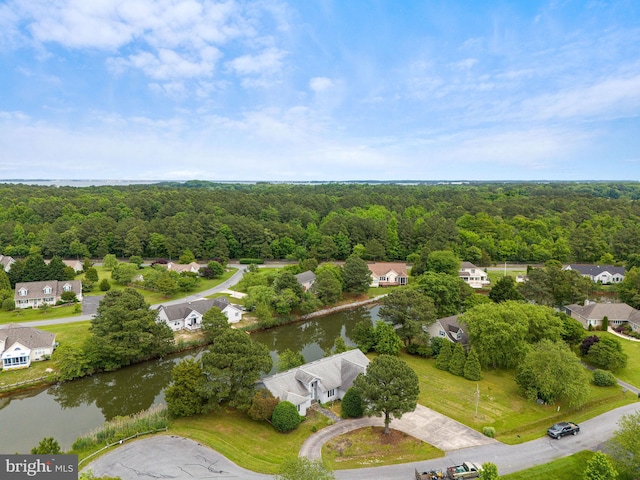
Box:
1;0;639;182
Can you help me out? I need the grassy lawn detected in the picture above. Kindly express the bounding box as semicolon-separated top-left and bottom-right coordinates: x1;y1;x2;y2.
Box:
589;331;640;387
500;450;594;479
323;426;444;470
0;304;81;325
485;267;527;285
401;352;639;444
82;266;239;305
170;408;332;474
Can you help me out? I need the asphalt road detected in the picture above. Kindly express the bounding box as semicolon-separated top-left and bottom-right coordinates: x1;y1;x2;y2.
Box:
5;263;248;328
86;402;640;479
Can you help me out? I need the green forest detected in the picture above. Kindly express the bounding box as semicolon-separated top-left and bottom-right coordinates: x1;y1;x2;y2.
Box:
1;181;640;266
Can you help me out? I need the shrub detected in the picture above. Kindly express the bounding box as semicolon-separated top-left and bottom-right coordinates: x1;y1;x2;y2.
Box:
430;337;445;356
271;401;302;432
99;278;111;292
482;426;495;438
579;335;600;356
239;258;264;264
248;389;279;421
592;369;617;387
60;291;77;303
341;387;364;419
2;298;15;311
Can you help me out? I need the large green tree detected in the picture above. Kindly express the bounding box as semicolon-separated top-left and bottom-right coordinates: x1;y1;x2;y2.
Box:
342;254;372;294
426;250;461;276
515;339;590;406
586;336;628;372
607;411;640;478
488;276;524;303
201;307;231;342
353;355;419;434
201;329;272;411
461;302;563;369
415;271;465;317
84;288;174;371
378;289;436;345
583;452;618;480
165;359;208;418
313;267;343;305
31;437;61;454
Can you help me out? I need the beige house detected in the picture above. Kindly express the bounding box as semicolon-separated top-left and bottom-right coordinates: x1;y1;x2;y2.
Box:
564;301;640;332
166;262;202;274
425;315;469;345
295;271;316;291
14;280;83;309
0;324;57;370
367;262;409;287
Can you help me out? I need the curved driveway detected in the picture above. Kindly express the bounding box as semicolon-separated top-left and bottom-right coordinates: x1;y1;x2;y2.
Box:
87;401;640;479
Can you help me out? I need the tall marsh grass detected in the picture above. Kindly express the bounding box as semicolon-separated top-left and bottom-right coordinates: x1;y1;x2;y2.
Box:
72;404;168;451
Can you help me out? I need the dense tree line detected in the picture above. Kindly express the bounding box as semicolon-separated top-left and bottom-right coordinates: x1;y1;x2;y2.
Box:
2;182;640;265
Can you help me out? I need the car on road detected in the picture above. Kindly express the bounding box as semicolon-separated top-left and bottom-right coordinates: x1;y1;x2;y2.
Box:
547;421;580;439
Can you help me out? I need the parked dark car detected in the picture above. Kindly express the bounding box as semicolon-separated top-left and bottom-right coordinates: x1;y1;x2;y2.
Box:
547;421;580;439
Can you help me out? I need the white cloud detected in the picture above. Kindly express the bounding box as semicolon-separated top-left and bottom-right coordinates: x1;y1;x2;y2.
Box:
525;72;640;121
226;47;287;75
309;77;333;92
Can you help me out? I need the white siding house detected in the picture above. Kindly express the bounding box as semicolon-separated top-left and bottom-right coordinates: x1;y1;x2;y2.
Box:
256;349;370;416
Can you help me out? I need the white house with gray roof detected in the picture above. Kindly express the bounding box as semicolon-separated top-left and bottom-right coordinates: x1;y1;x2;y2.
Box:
256;349;370;416
295;271;316;291
14;280;82;309
0;255;15;272
156;297;243;331
563;264;626;284
0;324;57;370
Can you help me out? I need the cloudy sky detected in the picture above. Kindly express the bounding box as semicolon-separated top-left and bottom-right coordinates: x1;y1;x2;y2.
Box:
1;0;639;182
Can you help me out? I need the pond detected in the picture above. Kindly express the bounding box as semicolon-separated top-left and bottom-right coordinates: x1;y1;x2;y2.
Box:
0;305;380;454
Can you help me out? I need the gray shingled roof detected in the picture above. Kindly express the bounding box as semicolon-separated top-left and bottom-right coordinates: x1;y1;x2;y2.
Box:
15;280;82;301
565;302;640;322
0;323;56;350
157;297;231;321
567;264;626;277
257;349;369;406
295;271;316;285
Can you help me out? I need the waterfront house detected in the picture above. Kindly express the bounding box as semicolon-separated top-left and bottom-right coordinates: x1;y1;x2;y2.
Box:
0;324;57;370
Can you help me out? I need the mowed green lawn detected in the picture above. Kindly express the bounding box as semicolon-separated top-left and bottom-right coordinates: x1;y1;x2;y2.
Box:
170;408;333;474
0;304;81;325
400;351;638;444
500;450;595;479
590;331;640;387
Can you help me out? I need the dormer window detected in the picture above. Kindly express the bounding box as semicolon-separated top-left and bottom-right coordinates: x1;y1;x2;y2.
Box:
63;284;72;292
44;286;52;294
19;288;27;296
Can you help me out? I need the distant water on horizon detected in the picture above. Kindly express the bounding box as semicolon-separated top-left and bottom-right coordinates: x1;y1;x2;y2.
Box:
0;179;168;187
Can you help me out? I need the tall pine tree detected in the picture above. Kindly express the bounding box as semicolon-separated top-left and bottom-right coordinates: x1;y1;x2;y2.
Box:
436;340;453;371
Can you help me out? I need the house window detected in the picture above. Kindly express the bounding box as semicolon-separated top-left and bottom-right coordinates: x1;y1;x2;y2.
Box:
63;284;72;292
19;289;27;296
379;276;387;281
44;297;54;303
296;404;301;412
44;286;52;294
327;389;335;397
439;330;446;337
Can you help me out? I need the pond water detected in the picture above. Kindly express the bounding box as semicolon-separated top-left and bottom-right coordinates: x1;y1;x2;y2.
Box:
0;305;380;454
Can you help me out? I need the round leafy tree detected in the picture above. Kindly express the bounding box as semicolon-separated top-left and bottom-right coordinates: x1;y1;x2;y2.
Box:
341;387;364;419
271;401;302;432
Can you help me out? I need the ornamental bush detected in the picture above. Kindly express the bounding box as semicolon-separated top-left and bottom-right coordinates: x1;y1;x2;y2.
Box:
271;401;302;432
482;426;495;438
592;369;617;387
340;387;364;419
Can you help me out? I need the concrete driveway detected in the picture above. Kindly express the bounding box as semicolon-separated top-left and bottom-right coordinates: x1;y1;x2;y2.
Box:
300;404;495;460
